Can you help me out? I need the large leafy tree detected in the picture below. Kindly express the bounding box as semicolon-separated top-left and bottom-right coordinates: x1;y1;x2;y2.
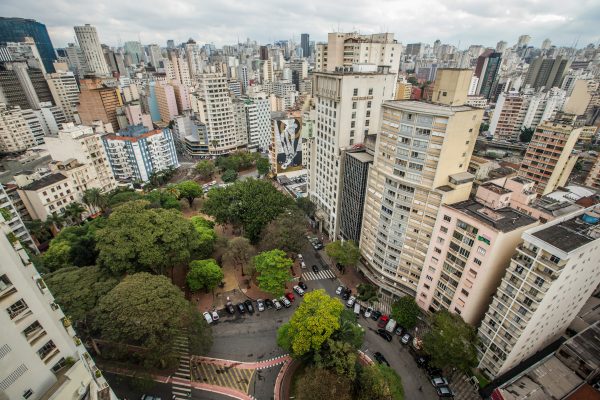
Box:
189;216;217;259
357;284;379;304
332;309;365;349
195;160;216;180
25;219;52;244
186;259;223;292
296;197;316;218
64;202;86;225
223;237;255;275
325;240;361;268
391;296;420;329
256;157;270;176
94;273;207;368
82;188;108;214
259;208;306;253
277;290;344;356
176;180;203;207
221;169;238;183
422;310;479;373
295;368;353;400
314;339;359;381
44;266;119;326
108;190;144;207
42;240;71;271
96;201;201;275
203;179;294;242
253;249;293;297
519;127;535;143
357;364;404;400
144;189;181;210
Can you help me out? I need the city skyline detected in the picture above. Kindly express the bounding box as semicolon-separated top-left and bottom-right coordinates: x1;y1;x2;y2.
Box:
1;0;599;49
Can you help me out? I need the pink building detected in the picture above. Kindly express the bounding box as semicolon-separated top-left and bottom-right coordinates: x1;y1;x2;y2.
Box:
172;82;191;112
416;181;538;325
124;104;153;131
155;83;179;123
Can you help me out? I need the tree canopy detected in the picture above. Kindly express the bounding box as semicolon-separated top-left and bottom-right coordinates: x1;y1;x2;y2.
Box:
357;364;404;400
176;180;203;207
357;284;379;304
256;157;270;176
295;368;353;400
96;201;201;275
390;296;420;329
189;216;217;259
203;179;294;242
259;208;306;253
223;237;255;275
253;249;293;297
422;310;478;373
325;240;361;267
221;169;238;183
296;197;316;218
331;309;365;349
277;290;344;356
186;259;223;292
216;151;260;172
195;160;216;181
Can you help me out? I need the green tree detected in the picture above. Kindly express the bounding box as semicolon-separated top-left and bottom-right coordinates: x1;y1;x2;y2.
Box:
45;211;66;232
186;259;223;292
390;296;420;329
422;310;478;373
42;240;72;271
295;368;353;400
259;208;306;253
357;364;404;400
203;179;294;242
82;188;108;214
44;266;119;326
253;249;293;297
357;284;379;304
314;339;359;381
64;202;86;225
277;289;344;356
223;236;255;275
108;190;144;207
332;309;365;349
144;190;181;210
25;219;52;244
520;127;535;143
96;201;201;275
176;180;203;207
296;197;316;218
190;216;217;259
94;273;206;368
221;169;238;183
195;160;216;180
325;240;361;269
256;157;270;176
479;122;490;134
407;76;419;85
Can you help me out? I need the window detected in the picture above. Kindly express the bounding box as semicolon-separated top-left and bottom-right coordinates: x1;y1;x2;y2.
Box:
37;340;56;360
7;299;28;320
23;390;33;399
474;258;482;266
352;112;356;119
477;247;486;255
367;101;372;108
352;102;357;109
440;226;448;234
353;88;358;96
461;289;469;297
443;215;451;222
23;321;42;339
534;277;545;287
368;88;373;95
434;247;442;254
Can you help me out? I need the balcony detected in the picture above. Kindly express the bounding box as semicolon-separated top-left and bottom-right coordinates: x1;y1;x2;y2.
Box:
0;280;17;301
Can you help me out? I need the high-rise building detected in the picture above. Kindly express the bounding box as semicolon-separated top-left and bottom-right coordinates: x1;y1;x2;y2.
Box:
475;52;502;99
123;41;143;65
541;38;552;51
301;33;310;58
77;77;122;130
0;104;36;153
63;43;87;78
154;82;179;123
243;96;271;151
148;44;163;67
585;155;600;190
518;120;581;195
360;69;484;297
0;17;57;73
496;41;508;53
74;24;111;76
525;56;571;91
517;34;531;48
0;215;116;399
307;65;396;237
477;206;600;378
0;61;53;110
339;150;374;243
46;70;80;122
0;183;35;249
102;125;179;183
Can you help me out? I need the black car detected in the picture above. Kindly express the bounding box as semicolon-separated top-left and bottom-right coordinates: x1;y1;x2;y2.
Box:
373;352;390;366
244;300;254;314
312;264;319;273
298;281;308;290
416;356;430;369
226;303;235;314
264;299;273;309
341;288;351;300
377;328;393;342
427;366;443;377
371;310;382;321
237;303;246;314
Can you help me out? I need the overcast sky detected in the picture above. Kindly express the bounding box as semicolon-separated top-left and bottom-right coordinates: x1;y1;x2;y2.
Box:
2;0;599;49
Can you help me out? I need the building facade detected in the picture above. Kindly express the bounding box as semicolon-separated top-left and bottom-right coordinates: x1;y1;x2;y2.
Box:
0;17;57;73
74;24;110;76
339;150;374;243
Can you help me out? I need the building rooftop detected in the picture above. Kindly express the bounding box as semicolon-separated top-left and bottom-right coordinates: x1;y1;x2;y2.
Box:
347;151;374;163
383;100;477;116
481;182;512;195
557;322;600;375
450;199;537;233
20;173;67;191
532;208;600;253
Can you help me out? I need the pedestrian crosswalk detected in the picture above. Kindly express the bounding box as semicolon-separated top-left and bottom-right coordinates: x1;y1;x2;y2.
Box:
172;334;192;399
301;269;336;281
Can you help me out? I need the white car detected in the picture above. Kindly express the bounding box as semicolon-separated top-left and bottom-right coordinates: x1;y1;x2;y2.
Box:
203;311;213;324
298;253;303;260
293;285;305;296
364;306;373;319
273;299;283;310
211;310;219;322
256;299;265;312
346;296;356;308
280;296;291;308
336;286;344;295
301;261;306;269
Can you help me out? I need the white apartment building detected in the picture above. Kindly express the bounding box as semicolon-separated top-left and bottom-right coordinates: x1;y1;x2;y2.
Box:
17;172;78;221
0;104;36;153
478;206;600;379
307;65;396;238
44;123;116;193
46;71;80;122
0;183;35;250
0;215;116;400
244;96;271;151
74;24;110;76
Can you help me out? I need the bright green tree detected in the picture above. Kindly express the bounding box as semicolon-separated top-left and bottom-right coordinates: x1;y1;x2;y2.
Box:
96;201;201;275
176;180;203;207
422;310;479;372
332;309;365;349
42;240;72;271
391;296;420;329
314;339;359;381
64;202;86;225
190;216;217;259
108;190;144;207
325;240;361;268
195;160;216;180
259;208;306;253
357;364;404;400
253;249;293;296
221;169;238;183
186;259;223;292
256;157;270;176
277;289;344;356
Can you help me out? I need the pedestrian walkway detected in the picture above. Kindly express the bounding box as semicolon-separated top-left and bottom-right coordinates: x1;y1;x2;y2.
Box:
375;292;394;315
172;334;192;400
301;269;336;281
447;369;480;400
194;362;254;393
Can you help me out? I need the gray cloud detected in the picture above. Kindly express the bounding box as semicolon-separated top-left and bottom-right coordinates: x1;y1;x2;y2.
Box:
1;0;598;49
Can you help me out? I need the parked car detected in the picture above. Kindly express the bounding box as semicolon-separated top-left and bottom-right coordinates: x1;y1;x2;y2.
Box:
298;282;308;291
312;264;319;273
273;299;283;310
426;366;443;377
373;352;389;366
335;285;344;295
256;299;265;312
140;395;161;400
416;356;429;369
293;286;305;296
244;300;254;314
225;301;235;314
237;303;246;314
353;302;361;316
371;310;382;321
346;296;356;308
401;333;412;345
395;326;404;336
385;318;397;333
431;377;450;387
342;288;351;300
280;296;291;308
211;311;219;322
377;328;393;342
436;385;455;398
297;253;303;261
203;311;213;324
377;315;390;328
264;299;273;309
285;292;295;302
364;306;373;318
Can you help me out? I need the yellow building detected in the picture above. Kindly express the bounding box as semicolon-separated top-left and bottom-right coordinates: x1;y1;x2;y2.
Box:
395;81;412;100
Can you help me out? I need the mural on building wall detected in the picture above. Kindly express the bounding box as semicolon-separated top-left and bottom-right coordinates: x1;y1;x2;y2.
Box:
274;117;302;172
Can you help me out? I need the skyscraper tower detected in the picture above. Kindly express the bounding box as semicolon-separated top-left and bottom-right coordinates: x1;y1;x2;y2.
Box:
301;33;310;58
0;17;57;73
74;24;111;76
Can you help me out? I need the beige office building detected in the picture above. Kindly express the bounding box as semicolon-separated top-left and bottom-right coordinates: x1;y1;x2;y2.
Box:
359;69;483;297
74;24;111;76
46;70;80;122
0;104;37;153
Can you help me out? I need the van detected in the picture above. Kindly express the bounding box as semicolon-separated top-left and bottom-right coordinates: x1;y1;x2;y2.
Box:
353;302;361;316
385;318;397;333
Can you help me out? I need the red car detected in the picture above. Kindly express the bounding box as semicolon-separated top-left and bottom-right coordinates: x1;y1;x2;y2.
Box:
377;315;390;328
285;292;295;302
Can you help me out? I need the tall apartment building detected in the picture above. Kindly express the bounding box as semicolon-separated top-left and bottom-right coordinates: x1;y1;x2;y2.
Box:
148;44;163;68
46;70;80;121
475;52;502;99
315;32;401;74
360;69;484;297
0;183;35;249
525;56;571;91
0;61;53;110
518;120;581;195
339;150;374;243
243;96;271;151
477;206;600;378
74;24;110;76
123;41;143;65
306;65;396;237
63;43;87;78
301;33;310;58
193;73;243;155
395;81;412;100
77;78;122;130
17;172;79;220
0;104;36;153
0;215;116;399
0;17;57;73
489;92;526;140
44;123;116;193
154;82;179;123
102;125;179;183
415;180;537;325
585;156;600;190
